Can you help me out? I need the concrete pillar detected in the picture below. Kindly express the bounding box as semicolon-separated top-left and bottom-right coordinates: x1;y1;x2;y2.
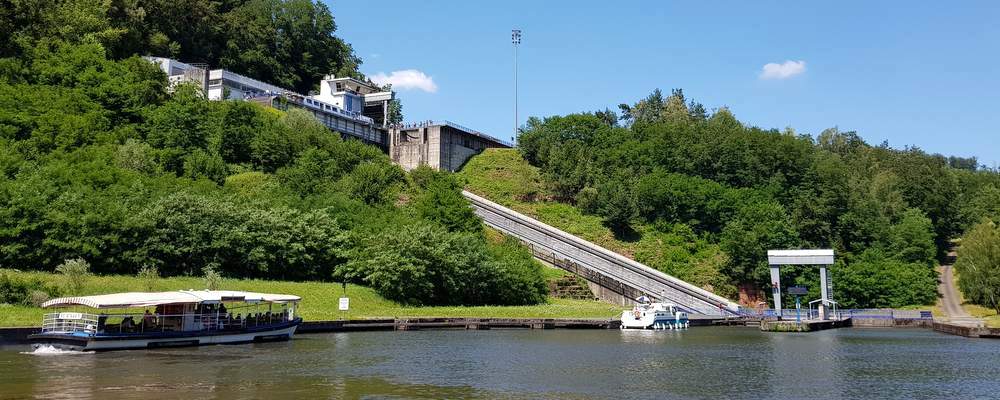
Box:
819;266;829;320
770;265;782;319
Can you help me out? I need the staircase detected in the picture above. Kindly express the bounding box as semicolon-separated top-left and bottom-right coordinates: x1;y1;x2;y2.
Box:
548;274;597;300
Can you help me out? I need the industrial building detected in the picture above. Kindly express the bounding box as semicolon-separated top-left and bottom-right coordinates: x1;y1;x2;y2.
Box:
146;57;510;171
389;121;512;171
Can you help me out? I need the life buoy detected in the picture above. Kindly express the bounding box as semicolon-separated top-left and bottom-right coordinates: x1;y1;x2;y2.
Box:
633;310;641;319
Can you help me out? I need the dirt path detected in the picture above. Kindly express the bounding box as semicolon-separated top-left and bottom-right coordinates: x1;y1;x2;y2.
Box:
938;250;983;326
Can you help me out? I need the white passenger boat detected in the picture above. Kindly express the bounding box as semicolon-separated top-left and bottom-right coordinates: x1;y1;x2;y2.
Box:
29;290;302;351
620;296;689;330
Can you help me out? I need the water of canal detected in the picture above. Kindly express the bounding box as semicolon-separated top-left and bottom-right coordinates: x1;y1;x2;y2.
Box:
2;327;998;399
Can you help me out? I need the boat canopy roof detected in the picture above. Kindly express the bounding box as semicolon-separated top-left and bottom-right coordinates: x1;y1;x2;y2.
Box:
40;290;301;309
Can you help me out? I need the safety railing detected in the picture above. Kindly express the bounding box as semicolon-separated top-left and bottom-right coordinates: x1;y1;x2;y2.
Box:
42;310;293;336
41;312;99;335
744;309;819;319
835;309;933;320
745;308;934;320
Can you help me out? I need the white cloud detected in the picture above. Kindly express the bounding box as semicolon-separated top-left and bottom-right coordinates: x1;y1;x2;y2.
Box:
759;60;806;80
369;69;438;93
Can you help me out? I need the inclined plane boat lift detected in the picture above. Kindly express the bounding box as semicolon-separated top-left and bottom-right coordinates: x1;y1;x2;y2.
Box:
29;290;302;351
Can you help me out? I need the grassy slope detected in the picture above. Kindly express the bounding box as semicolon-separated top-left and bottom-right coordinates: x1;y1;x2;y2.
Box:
949;267;1000;327
458;149;736;298
0;270;625;327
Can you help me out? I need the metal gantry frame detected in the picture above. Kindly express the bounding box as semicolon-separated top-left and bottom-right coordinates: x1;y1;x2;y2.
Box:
767;249;835;320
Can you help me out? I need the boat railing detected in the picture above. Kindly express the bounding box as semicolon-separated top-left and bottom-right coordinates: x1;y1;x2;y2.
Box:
41;310;294;336
41;312;99;335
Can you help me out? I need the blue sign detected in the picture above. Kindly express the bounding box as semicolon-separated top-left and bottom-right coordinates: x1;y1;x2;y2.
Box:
788;286;809;295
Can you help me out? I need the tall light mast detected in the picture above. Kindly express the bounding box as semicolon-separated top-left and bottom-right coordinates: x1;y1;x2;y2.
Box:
512;29;521;145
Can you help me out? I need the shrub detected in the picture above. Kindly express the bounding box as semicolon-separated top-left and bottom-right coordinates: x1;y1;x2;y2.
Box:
343;223;547;306
0;272;61;306
203;264;222;290
413;172;482;233
137;265;159;291
337;161;405;205
55;258;91;295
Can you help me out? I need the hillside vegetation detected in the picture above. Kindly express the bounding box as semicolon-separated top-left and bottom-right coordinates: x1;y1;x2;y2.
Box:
459;149;736;298
464;89;1000;309
0;269;623;327
0;2;548;308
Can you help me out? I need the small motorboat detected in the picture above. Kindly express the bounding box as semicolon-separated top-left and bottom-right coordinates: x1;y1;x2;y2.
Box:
620;296;689;330
29;290;302;351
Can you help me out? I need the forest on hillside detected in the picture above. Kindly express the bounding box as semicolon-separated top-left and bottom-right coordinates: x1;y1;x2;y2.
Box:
517;89;1000;308
0;0;547;307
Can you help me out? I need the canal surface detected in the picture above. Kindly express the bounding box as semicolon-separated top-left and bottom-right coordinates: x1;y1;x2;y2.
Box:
1;327;999;399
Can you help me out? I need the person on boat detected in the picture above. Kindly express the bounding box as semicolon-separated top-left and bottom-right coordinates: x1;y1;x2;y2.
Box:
219;303;227;317
97;313;108;333
121;316;135;333
235;313;242;328
143;309;155;329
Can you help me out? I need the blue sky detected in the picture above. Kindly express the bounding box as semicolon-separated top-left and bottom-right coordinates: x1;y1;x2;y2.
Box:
328;1;1000;166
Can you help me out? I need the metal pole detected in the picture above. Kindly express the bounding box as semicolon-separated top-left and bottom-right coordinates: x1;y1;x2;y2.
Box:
795;296;801;323
512;29;521;144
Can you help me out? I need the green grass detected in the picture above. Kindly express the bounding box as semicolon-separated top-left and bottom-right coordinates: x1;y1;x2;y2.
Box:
458;149;736;298
0;270;625;327
961;304;1000;328
944;266;1000;327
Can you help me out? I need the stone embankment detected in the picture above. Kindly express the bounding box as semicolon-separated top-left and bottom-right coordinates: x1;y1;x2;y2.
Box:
759;318;852;332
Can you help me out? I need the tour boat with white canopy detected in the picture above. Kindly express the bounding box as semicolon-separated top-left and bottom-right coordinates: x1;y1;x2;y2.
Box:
29;290;302;351
620;296;689;330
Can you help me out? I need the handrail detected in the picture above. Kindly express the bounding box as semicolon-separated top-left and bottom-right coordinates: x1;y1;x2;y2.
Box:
749;308;934;320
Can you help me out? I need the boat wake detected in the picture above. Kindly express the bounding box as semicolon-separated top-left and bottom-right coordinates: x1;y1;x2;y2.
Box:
21;345;93;356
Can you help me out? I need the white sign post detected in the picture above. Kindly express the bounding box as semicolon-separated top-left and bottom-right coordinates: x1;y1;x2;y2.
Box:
338;297;350;311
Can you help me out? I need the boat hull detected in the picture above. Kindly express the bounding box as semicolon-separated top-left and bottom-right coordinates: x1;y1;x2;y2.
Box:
29;320;300;351
620;317;688;329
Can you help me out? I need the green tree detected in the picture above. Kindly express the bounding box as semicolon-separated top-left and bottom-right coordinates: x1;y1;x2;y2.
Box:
835;249;938;308
720;200;799;283
219;102;264;165
340;162;404;205
955;220;1000;313
220;0;362;93
886;208;936;265
413;171;482;233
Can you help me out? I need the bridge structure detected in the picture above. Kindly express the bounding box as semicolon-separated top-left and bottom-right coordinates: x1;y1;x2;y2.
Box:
463;191;742;316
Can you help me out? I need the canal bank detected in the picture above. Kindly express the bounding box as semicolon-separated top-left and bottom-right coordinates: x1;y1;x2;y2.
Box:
0;315;742;344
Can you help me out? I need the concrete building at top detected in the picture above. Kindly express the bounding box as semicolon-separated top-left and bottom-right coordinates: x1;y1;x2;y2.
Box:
145;56;510;171
313;76;395;128
389;121;512;172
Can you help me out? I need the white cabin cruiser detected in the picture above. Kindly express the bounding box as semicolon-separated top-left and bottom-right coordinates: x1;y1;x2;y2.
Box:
620;296;689;330
29;290;301;351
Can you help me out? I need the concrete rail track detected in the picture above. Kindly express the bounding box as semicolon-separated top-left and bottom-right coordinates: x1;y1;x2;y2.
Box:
463;191;740;316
